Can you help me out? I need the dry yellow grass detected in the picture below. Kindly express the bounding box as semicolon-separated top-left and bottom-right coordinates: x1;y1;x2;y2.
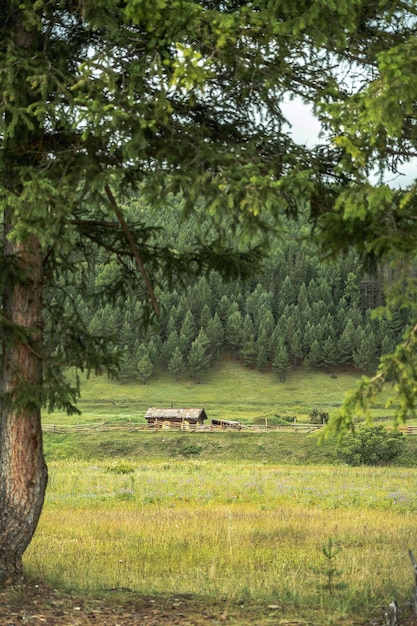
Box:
25;460;417;616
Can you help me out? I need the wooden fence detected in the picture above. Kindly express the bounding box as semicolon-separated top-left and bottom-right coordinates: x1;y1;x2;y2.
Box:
41;421;417;435
399;425;417;435
41;421;325;434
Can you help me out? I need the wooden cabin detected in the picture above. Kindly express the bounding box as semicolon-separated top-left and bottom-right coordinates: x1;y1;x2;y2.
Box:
145;407;208;428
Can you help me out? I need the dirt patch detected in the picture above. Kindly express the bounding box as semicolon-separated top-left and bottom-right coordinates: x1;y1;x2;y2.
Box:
0;580;402;625
0;582;296;625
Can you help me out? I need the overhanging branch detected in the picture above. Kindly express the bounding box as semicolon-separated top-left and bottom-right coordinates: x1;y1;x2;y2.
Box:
104;184;160;316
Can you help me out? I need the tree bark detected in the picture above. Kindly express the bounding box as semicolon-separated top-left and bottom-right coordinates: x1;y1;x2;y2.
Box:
0;227;48;585
0;6;49;586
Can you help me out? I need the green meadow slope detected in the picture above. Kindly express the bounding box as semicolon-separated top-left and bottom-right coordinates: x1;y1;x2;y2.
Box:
43;361;417;466
48;360;384;425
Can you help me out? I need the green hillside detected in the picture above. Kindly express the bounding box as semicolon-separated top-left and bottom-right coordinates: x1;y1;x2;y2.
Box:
43;360;417;467
47;360;371;426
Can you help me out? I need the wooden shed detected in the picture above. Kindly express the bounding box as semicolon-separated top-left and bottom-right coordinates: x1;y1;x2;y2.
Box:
145;407;208;427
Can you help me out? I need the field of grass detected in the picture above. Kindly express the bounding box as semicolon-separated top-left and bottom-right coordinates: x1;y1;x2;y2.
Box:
42;428;417;467
25;459;417;621
28;361;417;624
42;429;338;463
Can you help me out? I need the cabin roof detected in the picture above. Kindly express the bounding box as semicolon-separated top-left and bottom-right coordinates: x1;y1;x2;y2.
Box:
145;407;207;421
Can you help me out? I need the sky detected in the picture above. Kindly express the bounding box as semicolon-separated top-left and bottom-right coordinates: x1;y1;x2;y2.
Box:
282;98;416;188
281;98;322;147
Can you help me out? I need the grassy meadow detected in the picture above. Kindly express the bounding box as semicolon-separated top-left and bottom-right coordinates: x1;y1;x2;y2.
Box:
46;360;395;426
26;459;417;618
29;361;417;623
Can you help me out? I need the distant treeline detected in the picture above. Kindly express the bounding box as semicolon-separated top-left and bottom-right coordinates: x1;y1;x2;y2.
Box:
48;202;410;384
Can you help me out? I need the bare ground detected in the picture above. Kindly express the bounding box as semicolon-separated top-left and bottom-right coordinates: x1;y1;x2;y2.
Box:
0;581;373;626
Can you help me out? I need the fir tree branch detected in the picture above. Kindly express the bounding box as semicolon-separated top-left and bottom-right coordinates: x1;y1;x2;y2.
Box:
104;184;160;316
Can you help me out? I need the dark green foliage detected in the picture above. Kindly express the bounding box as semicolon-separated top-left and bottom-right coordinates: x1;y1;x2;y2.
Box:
181;443;203;457
61;205;411;382
225;311;243;352
137;351;154;385
168;346;185;380
337;425;405;466
4;0;333;414
309;409;329;425
162;331;180;365
319;538;345;595
1;0;417;589
188;331;211;382
241;337;257;369
179;311;198;358
1;0;414;413
205;313;225;358
352;327;378;373
338;319;357;365
272;341;290;383
119;347;138;382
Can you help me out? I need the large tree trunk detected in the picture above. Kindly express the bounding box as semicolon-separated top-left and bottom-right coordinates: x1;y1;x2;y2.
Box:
0;226;48;584
0;7;49;586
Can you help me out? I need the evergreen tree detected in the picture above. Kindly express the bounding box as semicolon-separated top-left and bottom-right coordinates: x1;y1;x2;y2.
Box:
279;306;296;344
119;346;137;382
322;312;337;342
195;328;210;353
147;337;161;365
380;333;396;357
87;314;104;338
200;304;212;329
241;314;255;345
168;346;185;380
246;287;273;327
337;319;357;365
179;310;197;357
241;336;257;368
182;276;212;321
217;295;231;326
119;320;136;351
188;334;210;383
300;303;313;330
311;300;328;326
321;336;338;370
276;276;295;317
288;329;304;367
1;0;414;586
334;297;349;338
297;282;310;318
165;306;181;336
344;273;361;307
307;278;321;305
137;351;154;385
353;329;378;372
272;341;290;382
194;277;213;316
205;313;224;357
302;322;318;356
316;277;333;312
260;309;276;338
225;310;243;352
256;328;270;370
305;339;322;368
162;331;180;366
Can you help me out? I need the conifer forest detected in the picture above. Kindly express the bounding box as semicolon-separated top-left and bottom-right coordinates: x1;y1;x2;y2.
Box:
60;201;409;386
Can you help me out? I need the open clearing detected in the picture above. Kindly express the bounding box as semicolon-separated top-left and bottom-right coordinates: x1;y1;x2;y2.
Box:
13;457;417;625
6;364;417;625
